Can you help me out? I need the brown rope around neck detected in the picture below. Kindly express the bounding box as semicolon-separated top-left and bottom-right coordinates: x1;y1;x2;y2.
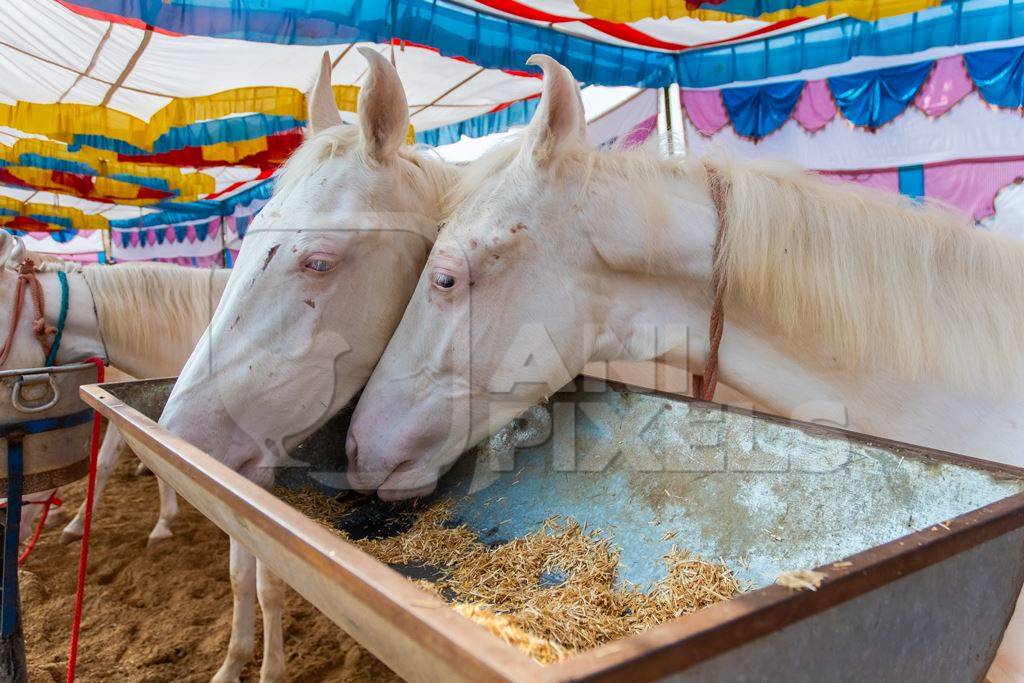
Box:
0;259;54;367
692;163;728;403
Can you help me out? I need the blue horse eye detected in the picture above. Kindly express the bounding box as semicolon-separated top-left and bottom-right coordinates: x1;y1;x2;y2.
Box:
432;272;455;289
306;259;333;272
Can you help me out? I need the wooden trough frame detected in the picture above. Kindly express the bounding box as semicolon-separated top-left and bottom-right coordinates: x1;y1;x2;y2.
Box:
81;379;1024;682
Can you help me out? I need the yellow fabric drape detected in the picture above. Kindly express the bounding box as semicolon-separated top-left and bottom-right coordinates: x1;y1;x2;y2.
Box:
0;197;108;231
0;84;360;152
574;0;938;23
0;139;216;202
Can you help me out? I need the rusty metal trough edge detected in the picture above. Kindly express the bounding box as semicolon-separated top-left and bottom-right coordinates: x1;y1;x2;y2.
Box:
80;379;1024;683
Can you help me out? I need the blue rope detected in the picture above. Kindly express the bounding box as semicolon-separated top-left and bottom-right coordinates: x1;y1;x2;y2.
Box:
43;271;68;367
1;440;22;636
0;408;94;438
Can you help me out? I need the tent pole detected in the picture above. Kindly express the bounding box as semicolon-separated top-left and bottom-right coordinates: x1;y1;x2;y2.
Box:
663;87;671;156
219;209;229;268
663;86;675;155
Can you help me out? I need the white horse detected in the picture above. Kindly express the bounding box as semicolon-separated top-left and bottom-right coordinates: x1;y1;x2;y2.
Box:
0;235;228;545
159;49;455;681
346;56;1024;681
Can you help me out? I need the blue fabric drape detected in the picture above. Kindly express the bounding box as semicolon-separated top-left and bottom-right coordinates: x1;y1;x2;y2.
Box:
69;114;303;156
416;97;540;146
46;229;79;243
828;60;933;128
72;0;1024;88
27;214;73;231
721;81;804;138
964;44;1024;108
897;165;925;199
72;0;673;87
108;179;273;228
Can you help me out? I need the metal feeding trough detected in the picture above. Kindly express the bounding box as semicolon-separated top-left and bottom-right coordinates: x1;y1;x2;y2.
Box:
82;377;1024;683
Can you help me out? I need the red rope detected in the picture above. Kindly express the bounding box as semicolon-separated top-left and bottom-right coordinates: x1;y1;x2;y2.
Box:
693;163;729;403
66;357;104;683
17;491;62;566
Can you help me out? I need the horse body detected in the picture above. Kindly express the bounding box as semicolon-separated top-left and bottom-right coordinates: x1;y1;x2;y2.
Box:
0;259;232;546
348;55;1024;680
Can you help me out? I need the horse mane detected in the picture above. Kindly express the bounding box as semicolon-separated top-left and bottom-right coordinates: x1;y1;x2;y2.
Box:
81;262;230;364
709;158;1024;389
453;134;1024;388
276;125;456;224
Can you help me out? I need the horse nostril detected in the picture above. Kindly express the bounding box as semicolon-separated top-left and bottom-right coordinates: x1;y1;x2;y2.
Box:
345;432;358;469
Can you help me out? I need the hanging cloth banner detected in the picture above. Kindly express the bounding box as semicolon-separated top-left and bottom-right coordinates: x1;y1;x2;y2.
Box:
721;81;804;138
828;61;934;128
682;49;1008;141
681;43;1024;168
964;44;1024;108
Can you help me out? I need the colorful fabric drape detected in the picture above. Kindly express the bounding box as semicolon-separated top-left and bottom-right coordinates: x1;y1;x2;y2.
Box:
574;0;940;22
824;157;1024;224
682;42;1024;141
721;81;804;138
67;0;1024;88
0;0;557;261
964;44;1024;108
828;61;934;128
684;87;1024;170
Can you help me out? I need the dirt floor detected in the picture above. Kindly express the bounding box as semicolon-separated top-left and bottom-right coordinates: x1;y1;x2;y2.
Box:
20;440;400;683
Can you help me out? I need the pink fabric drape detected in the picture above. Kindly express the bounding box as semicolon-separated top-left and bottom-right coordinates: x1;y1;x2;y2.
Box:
924;157;1024;220
914;56;973;118
681;89;728;135
793;80;837;132
819;168;900;193
620;114;657;149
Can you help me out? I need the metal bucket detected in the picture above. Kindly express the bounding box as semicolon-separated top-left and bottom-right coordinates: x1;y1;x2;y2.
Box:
0;362;99;495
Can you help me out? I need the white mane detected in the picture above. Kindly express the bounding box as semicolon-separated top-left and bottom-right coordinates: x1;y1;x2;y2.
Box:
712;158;1024;389
81;262;230;364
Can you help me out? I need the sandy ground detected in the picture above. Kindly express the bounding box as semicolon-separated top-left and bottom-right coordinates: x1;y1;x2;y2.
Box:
20;440;400;683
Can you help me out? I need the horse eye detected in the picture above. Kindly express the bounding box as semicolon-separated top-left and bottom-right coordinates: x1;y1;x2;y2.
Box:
305;258;335;273
431;271;455;290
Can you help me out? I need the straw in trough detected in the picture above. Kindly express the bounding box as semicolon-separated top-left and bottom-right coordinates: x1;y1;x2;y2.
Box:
275;487;742;664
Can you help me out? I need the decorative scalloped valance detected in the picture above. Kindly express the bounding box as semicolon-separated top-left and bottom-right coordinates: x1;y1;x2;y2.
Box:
682;44;1024;140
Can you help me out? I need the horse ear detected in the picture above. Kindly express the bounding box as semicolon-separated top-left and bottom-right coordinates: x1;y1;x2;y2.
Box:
522;55;586;166
308;52;342;135
356;47;409;163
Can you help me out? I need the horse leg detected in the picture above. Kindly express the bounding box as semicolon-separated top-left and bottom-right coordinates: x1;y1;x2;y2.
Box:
987;589;1024;683
17;489;54;543
146;477;178;546
256;560;286;683
61;427;124;544
212;539;256;683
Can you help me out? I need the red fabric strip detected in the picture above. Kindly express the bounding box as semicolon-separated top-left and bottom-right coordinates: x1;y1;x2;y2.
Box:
57;1;182;36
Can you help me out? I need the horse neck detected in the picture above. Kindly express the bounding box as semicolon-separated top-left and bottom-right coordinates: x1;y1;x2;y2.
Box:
697;311;1024;466
0;268;106;368
650;164;1024;464
82;264;229;377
